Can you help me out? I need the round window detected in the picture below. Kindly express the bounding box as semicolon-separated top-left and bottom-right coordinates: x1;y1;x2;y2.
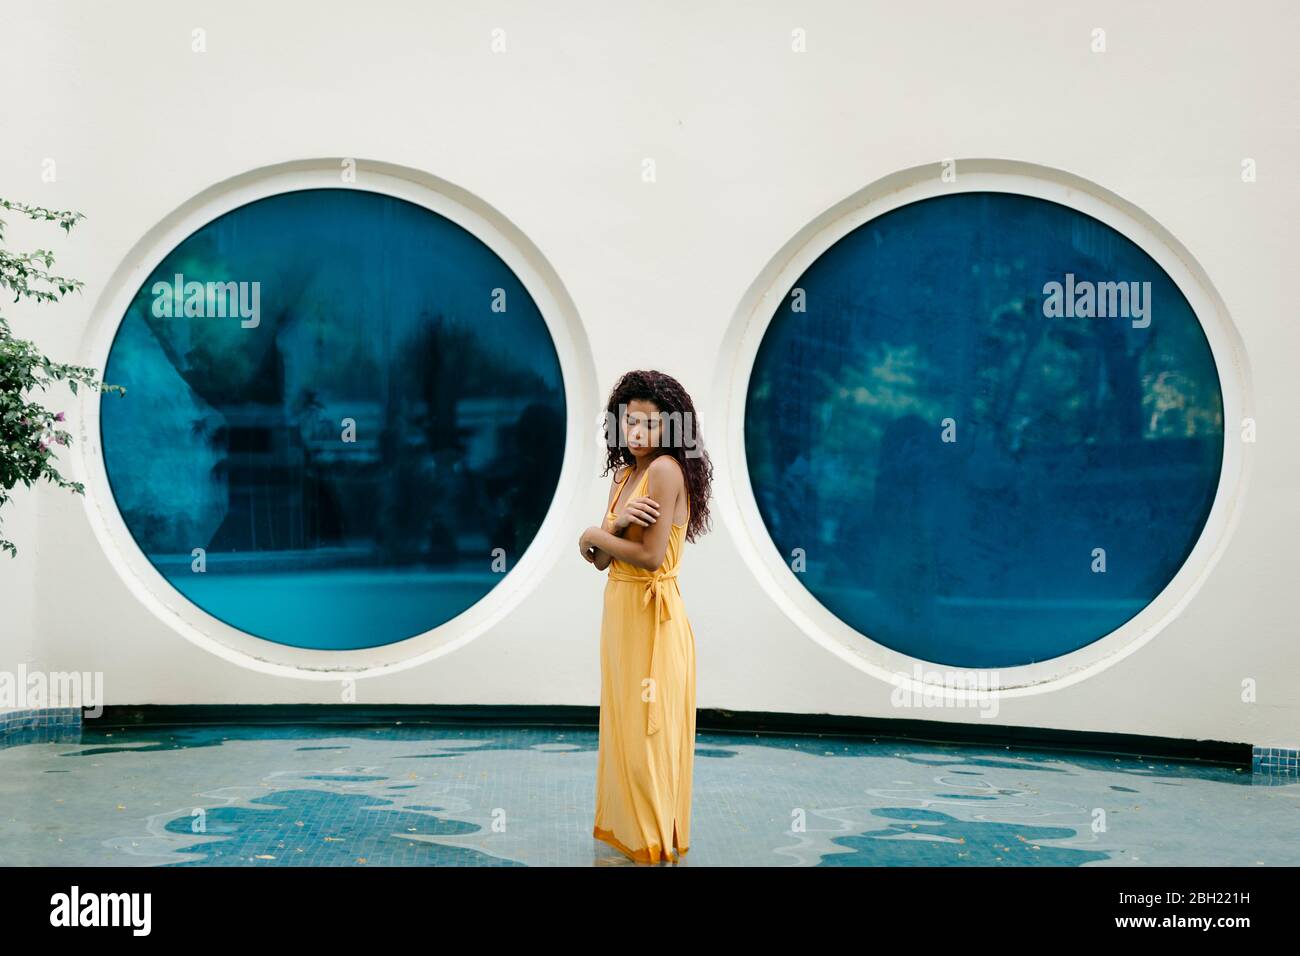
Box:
100;188;566;650
744;191;1224;667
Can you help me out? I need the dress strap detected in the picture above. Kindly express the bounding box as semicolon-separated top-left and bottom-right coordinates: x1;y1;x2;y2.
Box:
606;464;636;523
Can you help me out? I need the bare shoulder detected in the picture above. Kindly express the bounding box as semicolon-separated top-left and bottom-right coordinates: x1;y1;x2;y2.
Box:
648;454;685;487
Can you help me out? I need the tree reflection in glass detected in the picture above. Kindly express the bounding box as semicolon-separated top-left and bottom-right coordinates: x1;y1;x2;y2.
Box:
102;189;566;650
745;192;1223;667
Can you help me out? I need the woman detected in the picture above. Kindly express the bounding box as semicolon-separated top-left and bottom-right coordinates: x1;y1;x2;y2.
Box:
578;370;713;863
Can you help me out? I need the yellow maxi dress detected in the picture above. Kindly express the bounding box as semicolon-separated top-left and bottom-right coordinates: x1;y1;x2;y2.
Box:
593;465;697;863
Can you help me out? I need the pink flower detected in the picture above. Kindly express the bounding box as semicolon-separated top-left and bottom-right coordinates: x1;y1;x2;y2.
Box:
54;412;65;422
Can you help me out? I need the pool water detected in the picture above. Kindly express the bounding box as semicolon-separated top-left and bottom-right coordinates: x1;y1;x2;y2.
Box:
1;723;1295;866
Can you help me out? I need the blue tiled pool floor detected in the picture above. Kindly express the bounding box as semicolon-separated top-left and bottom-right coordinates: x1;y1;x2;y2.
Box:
1;724;1296;866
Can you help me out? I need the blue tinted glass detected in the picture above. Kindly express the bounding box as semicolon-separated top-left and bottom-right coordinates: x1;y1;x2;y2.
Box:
745;192;1223;667
101;188;566;650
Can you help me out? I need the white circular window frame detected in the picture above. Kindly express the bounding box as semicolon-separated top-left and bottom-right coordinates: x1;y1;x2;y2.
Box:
75;159;598;679
714;159;1252;698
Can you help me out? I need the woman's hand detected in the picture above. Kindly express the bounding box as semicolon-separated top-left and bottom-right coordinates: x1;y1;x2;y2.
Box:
611;496;660;534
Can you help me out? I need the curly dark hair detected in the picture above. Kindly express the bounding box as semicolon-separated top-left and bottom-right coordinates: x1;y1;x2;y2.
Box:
602;369;713;542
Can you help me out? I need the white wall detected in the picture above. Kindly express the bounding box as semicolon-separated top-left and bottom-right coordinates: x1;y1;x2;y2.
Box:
0;484;38;718
1;0;1296;747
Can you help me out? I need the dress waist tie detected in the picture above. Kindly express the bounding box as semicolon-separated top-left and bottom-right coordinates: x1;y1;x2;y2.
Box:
607;566;678;736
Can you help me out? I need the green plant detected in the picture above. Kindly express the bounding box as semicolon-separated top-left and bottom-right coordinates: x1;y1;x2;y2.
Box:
0;198;124;556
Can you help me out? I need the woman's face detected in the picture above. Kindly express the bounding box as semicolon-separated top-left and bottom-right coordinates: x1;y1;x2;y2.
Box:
622;399;662;460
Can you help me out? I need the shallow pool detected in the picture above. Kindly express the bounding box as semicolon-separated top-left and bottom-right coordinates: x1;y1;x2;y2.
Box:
1;723;1295;866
